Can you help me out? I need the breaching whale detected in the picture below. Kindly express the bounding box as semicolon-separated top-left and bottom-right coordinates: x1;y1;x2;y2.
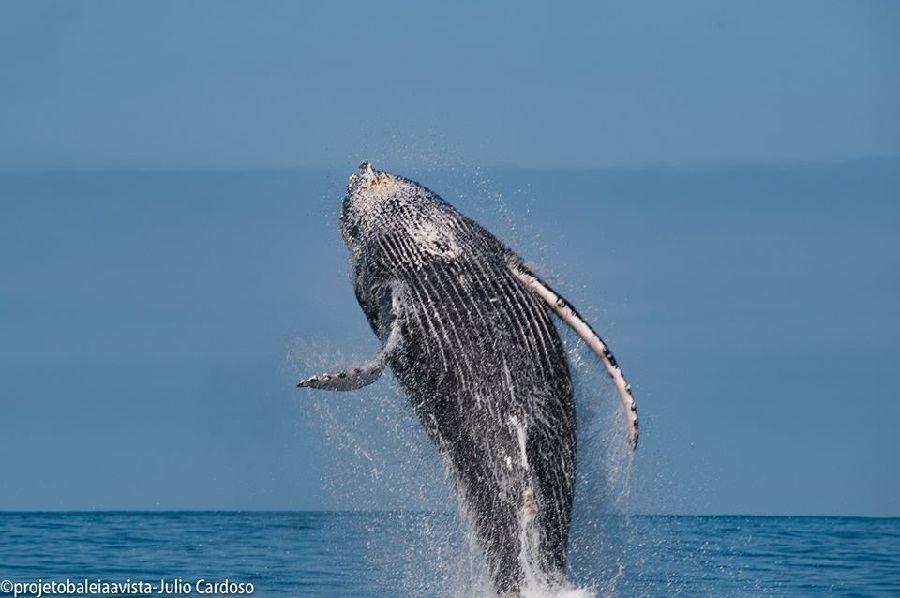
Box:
298;162;638;594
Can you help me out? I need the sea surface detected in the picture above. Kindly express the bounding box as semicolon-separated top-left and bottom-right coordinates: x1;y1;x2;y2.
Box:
0;512;897;597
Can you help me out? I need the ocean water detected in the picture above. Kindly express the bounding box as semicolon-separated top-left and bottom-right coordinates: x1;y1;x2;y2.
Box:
0;512;897;597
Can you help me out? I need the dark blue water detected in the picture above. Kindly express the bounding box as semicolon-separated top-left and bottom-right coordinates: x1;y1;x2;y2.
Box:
0;512;897;597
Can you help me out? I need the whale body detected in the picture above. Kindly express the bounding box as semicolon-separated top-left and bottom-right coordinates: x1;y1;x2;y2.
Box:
298;163;638;594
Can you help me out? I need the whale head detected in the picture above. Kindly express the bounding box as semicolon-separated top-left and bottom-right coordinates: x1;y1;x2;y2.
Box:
340;162;454;262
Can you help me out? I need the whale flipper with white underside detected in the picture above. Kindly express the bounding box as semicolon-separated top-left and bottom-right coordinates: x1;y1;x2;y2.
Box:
297;281;405;392
507;258;639;451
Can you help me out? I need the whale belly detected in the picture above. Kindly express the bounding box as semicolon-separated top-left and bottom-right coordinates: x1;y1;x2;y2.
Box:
388;257;576;590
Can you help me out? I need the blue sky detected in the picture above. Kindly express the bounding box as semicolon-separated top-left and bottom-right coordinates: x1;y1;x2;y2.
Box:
0;2;898;515
1;1;898;170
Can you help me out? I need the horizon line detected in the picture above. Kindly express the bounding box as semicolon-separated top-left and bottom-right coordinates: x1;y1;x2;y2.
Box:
0;155;898;177
0;509;897;519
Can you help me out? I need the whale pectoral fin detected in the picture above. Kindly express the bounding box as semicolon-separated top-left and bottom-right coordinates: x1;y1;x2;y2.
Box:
296;361;386;391
508;259;639;451
297;281;406;392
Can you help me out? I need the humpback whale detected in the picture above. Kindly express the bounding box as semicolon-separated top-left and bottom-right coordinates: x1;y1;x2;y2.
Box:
298;162;638;594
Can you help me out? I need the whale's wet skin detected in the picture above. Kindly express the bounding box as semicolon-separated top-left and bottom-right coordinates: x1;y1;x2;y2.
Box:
298;163;638;595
